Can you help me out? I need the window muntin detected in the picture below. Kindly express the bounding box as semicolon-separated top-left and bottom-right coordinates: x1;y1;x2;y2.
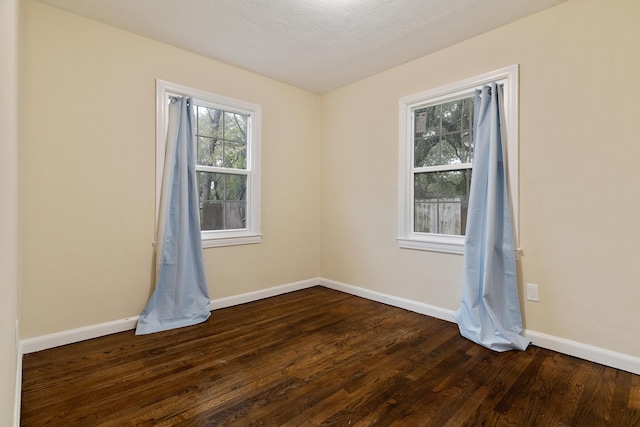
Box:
157;80;261;248
398;65;519;254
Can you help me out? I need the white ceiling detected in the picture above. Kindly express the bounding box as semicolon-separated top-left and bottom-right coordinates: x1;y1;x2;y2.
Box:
37;0;566;93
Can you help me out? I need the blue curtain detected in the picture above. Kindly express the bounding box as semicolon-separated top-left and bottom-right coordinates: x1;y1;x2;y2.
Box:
136;97;211;335
453;83;529;351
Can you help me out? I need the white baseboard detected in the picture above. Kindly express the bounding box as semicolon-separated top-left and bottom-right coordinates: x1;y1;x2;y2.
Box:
21;316;140;354
19;277;640;376
319;278;457;323
209;278;321;310
21;278;321;354
524;330;640;376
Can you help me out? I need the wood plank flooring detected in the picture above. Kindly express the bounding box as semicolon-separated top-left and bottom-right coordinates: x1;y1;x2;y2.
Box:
21;286;640;426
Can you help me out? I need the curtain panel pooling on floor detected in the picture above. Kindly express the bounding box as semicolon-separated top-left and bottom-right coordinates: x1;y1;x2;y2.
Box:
453;83;529;352
136;97;211;335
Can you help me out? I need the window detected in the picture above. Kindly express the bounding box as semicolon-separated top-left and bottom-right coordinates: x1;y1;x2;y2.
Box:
156;80;261;248
397;65;518;254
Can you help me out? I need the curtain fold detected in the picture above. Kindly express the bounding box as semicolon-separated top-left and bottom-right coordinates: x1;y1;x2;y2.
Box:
136;97;211;335
453;82;529;352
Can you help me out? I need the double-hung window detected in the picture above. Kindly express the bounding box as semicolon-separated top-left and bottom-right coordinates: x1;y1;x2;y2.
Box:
397;65;518;254
156;80;261;248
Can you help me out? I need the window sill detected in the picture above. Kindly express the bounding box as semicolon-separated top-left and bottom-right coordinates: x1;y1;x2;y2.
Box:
397;235;464;255
202;233;262;248
397;236;523;260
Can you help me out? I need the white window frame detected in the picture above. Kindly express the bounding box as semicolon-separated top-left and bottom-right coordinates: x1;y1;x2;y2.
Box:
156;80;262;248
397;65;519;254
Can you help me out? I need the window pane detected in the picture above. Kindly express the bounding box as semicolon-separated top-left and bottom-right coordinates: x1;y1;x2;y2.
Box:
414;105;441;167
426;105;440;136
224;174;246;200
414;105;439;137
197;172;247;231
415;136;440;167
223;139;247;169
196;106;224;167
197;136;223;167
414;172;439;233
440;134;462;165
196;106;222;138
414;170;471;235
224;112;248;142
461;97;474;134
440;100;461;133
223;112;247;168
460;97;474;163
439;170;471;235
461;130;473;164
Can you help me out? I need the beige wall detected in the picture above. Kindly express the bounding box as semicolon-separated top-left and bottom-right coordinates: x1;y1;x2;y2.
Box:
1;0;20;424
20;0;321;338
321;0;640;358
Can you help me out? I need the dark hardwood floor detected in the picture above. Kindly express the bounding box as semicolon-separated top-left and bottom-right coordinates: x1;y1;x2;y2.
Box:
21;286;640;426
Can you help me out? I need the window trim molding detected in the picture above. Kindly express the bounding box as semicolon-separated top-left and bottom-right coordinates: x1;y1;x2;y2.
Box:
397;65;519;254
156;79;262;248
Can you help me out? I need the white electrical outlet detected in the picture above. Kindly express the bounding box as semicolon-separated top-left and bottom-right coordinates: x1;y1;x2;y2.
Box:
526;283;539;302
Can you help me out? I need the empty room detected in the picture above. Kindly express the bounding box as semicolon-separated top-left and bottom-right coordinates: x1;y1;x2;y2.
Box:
2;0;640;425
